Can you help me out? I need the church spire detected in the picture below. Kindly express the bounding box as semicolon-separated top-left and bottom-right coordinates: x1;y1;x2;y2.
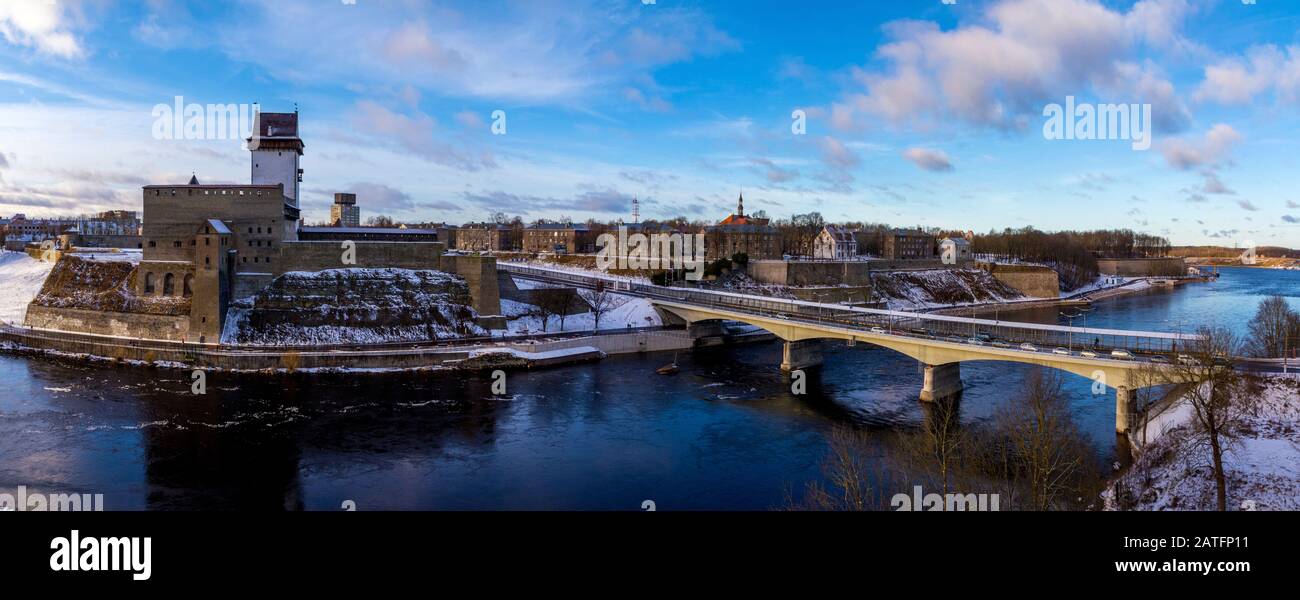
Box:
737;191;744;217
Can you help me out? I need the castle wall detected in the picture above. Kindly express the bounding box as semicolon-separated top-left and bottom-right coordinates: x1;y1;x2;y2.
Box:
141;185;286;268
978;263;1060;298
274;240;445;274
1097;257;1186;277
439;254;503;319
25;305;191;342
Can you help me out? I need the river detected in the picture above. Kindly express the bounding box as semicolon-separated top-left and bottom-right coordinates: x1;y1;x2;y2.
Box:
1;266;1294;510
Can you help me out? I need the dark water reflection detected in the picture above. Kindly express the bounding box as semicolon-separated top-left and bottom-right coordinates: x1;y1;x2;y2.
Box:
1;267;1295;510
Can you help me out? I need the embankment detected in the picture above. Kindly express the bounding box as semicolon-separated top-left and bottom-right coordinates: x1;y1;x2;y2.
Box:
0;324;697;373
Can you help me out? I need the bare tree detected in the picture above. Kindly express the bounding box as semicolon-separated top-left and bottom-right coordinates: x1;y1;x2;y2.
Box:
1164;326;1255;511
786;426;888;511
896;396;966;498
1246;295;1299;358
581;281;629;331
991;368;1096;511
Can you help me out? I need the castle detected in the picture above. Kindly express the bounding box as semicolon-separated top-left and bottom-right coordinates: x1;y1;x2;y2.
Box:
27;111;503;344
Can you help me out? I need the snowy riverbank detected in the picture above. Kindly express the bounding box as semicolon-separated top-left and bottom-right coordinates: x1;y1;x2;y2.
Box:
1104;375;1300;511
0;250;54;325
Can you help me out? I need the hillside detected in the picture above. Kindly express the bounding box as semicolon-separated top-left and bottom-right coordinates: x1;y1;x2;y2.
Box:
870;269;1027;310
0;250;55;324
222;268;487;345
29;255;189;316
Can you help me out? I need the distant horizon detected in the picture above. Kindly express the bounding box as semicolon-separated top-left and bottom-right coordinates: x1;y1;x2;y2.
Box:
2;0;1299;248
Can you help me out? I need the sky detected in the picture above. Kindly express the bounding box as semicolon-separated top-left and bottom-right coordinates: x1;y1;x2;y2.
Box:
0;0;1298;247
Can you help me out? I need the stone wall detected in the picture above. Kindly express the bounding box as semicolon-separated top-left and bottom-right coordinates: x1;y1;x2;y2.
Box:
439;254;503;320
749;259;949;286
70;234;144;249
978;263;1060;298
1097;257;1186;277
25;305;191;341
275;240;445;274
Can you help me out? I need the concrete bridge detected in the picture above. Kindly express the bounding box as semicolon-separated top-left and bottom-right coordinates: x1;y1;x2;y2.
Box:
499;263;1204;435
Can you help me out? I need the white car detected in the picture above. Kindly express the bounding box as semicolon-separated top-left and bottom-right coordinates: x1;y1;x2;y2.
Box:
1111;349;1133;360
1052;347;1071;356
1177;354;1197;366
870;326;886;334
967;338;986;346
1080;350;1099;358
1019;343;1039;352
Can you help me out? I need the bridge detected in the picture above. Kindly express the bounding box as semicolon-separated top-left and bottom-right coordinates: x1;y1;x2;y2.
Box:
501;263;1206;435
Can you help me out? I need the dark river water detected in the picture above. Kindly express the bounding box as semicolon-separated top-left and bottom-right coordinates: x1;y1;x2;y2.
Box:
2;267;1296;510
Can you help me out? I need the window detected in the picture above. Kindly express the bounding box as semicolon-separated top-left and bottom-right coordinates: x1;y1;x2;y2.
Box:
182;274;193;297
173;241;181;247
144;272;155;294
204;256;210;265
242;257;247;263
149;241;156;248
163;273;175;296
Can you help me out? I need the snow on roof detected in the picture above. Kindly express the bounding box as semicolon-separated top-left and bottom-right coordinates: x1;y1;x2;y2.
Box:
206;219;232;235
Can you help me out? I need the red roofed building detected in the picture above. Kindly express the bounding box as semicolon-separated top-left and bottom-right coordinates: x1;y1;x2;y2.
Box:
703;193;781;260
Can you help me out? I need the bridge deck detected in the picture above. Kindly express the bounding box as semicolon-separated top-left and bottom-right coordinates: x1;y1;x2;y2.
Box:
500;263;1204;363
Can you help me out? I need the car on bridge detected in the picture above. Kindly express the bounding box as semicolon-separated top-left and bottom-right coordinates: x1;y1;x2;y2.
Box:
966;337;986;346
1052;347;1071;356
1149;355;1170;364
1177;354;1198;366
869;326;886;334
1111;349;1134;360
992;340;1012;349
1019;343;1039;352
1080;349;1099;358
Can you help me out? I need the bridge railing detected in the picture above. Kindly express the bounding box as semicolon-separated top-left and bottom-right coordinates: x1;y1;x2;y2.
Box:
500;263;1202;356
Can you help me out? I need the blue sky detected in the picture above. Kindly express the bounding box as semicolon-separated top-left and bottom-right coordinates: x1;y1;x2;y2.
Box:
1;0;1298;247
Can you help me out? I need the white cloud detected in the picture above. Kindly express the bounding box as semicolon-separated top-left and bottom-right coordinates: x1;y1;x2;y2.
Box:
836;0;1192;132
349;101;495;172
1195;45;1300;105
819;136;859;169
1160;124;1241;170
903;147;954;172
0;0;84;58
210;0;737;105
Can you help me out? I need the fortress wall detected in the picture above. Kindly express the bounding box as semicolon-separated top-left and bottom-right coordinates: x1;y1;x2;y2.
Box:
24;306;192;342
1097;258;1186;277
980;264;1061;298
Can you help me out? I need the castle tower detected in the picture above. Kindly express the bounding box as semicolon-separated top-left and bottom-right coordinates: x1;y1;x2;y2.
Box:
248;109;305;217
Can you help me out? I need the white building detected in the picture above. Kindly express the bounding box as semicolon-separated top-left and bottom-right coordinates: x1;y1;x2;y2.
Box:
813;225;858;260
248;111;304;238
940;237;971;263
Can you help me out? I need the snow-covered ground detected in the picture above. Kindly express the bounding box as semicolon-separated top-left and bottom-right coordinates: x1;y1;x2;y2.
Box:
1105;375;1300;511
69;249;142;264
497;278;662;335
872;269;1027;310
0;250;54;325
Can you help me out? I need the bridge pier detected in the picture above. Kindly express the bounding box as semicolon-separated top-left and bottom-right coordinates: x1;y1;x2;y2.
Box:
920;363;963;402
1115;386;1136;435
688;321;727;348
781;340;823;372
